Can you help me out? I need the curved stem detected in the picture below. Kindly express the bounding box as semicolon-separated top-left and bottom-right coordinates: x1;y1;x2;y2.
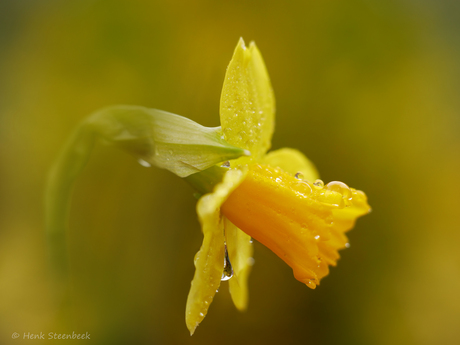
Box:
45;123;96;287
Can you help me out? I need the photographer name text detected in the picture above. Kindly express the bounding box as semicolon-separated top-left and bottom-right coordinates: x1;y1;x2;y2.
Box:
12;332;90;340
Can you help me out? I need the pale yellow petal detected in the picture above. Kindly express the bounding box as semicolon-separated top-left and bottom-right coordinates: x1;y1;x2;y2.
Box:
185;168;247;335
220;38;275;164
225;217;253;311
185;208;224;335
261;148;319;181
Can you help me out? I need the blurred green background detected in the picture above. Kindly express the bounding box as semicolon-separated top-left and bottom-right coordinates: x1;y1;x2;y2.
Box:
1;0;459;344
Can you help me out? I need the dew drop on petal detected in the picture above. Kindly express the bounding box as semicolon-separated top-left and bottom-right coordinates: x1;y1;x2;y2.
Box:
138;159;151;167
313;179;324;189
293;180;313;197
326;181;352;202
221;245;234;281
345;243;351;248
295;172;304;179
221;161;231;168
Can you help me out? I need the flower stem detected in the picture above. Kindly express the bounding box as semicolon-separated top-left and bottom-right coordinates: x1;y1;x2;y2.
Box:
184;165;228;195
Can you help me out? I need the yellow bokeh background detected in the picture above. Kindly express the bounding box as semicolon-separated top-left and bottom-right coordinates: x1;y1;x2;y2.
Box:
1;1;459;344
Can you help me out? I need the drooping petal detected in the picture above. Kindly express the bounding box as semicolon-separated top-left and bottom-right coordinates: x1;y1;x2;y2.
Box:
186;168;246;335
220;38;275;164
261;148;319;181
221;164;370;289
224;217;254;311
185;204;224;335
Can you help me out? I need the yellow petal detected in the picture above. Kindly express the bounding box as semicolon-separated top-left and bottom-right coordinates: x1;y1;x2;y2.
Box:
220;38;275;164
261;148;319;181
224;217;254;311
185;168;246;335
221;164;370;289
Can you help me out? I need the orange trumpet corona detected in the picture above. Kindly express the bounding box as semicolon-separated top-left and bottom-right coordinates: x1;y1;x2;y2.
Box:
221;164;370;288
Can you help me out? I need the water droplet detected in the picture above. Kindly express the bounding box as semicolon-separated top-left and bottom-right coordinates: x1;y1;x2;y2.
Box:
313;179;324;189
314;235;320;240
295;172;304;179
221;245;233;281
325;181;352;205
221;161;230;168
247;257;255;266
293;180;313;196
199;312;204;317
249;238;253;244
345;243;350;248
306;279;317;288
138;159;151;167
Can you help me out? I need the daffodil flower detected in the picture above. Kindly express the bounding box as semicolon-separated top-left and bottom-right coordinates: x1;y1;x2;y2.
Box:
46;38;370;336
183;39;370;334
